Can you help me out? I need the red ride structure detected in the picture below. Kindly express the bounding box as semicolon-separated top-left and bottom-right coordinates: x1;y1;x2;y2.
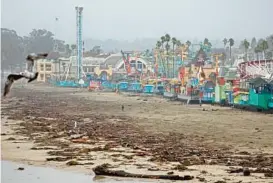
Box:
120;50;142;78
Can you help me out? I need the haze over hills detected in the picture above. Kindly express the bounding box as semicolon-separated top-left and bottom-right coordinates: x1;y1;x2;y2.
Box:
84;38;230;52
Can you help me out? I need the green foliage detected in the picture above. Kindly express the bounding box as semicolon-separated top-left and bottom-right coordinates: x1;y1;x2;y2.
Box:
228;38;235;59
156;41;162;49
251;37;257;49
165;34;171;42
228;38;234;47
176;40;182;47
255;39;268;52
1;28;24;68
1;28;71;70
243;39;250;50
223;38;228;47
171;37;177;45
204;38;209;45
161;36;166;45
27;29;55;53
259;39;269;51
186;40;191;47
71;44;76;50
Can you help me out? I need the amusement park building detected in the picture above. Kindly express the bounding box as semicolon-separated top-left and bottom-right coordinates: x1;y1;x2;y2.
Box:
35;56;105;81
93;53;153;80
102;53;153;73
35;53;153;81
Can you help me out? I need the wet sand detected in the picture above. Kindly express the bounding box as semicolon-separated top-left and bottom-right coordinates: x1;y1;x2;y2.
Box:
1;82;273;182
2;160;159;183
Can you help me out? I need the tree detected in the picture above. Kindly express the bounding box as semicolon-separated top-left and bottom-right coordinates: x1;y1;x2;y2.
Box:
145;49;150;56
251;37;257;51
160;36;166;50
243;39;250;60
171;37;177;78
165;34;171;77
26;29;55;53
258;39;268;59
204;38;209;45
65;44;72;56
156;40;165;74
228;38;234;61
254;46;261;60
71;44;77;50
185;40;191;53
175;40;182;62
156;41;162;49
266;34;273;59
91;46;102;55
1;28;24;70
176;40;182;47
223;38;228;48
54;39;66;52
186;40;191;47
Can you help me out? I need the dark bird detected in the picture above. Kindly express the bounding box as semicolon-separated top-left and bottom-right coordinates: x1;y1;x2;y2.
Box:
3;53;48;97
26;53;48;72
121;105;124;111
3;74;25;97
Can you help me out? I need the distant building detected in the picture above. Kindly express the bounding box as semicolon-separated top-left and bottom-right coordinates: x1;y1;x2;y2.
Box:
35;59;58;82
35;52;153;82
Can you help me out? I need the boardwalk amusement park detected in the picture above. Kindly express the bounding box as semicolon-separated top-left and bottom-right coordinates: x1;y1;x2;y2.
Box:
45;18;273;111
1;1;273;183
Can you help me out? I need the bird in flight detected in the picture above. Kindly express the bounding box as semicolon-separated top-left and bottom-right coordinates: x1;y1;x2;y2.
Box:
3;53;48;97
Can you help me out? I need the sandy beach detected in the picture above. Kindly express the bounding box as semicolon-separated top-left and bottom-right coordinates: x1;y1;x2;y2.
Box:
1;82;273;183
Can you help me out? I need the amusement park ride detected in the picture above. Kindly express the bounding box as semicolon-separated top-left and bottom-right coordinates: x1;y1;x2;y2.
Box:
238;60;273;81
121;50;142;78
50;6;87;87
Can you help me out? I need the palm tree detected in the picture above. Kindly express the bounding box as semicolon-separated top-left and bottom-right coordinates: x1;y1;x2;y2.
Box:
185;40;191;53
165;43;170;77
171;37;177;53
171;37;177;78
156;41;162;49
165;34;171;77
259;39;268;59
204;38;209;45
223;38;228;48
71;44;77;55
251;37;257;51
228;38;234;61
254;46;260;60
176;40;182;47
156;40;166;75
175;40;183;63
160;36;166;76
186;40;191;47
71;44;76;50
243;39;250;61
160;36;166;52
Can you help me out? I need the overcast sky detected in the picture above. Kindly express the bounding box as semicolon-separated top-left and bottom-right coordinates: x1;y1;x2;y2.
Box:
1;0;273;43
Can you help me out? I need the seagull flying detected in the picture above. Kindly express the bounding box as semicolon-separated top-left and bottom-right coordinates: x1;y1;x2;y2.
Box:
3;53;48;97
26;53;48;72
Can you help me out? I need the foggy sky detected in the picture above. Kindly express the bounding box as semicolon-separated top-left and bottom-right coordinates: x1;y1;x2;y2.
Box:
1;0;273;43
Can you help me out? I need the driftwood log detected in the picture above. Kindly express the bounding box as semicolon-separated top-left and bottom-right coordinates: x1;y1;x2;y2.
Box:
93;164;194;181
